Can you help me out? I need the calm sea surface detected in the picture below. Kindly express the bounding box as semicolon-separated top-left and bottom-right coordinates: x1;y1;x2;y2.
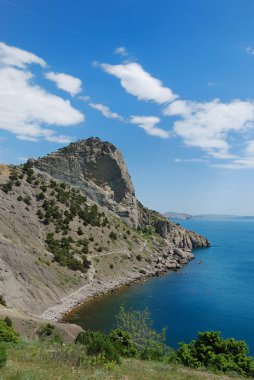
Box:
66;220;254;353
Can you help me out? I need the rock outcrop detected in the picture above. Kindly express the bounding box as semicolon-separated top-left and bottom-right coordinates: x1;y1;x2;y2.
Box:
31;137;140;228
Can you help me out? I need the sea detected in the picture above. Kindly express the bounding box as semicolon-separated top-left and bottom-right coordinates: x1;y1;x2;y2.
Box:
66;220;254;354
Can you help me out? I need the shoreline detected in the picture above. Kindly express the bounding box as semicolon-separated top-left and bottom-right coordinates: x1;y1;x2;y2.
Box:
39;258;191;323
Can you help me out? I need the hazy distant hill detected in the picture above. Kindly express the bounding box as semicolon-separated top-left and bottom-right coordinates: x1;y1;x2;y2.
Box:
164;212;192;220
193;214;254;220
164;212;254;221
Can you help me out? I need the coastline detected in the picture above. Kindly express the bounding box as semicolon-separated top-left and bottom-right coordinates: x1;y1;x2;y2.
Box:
39;256;192;323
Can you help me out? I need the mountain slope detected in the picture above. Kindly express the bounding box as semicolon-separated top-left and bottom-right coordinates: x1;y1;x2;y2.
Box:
0;138;209;320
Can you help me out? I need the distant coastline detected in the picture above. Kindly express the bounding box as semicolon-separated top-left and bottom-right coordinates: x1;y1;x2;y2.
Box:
164;211;254;221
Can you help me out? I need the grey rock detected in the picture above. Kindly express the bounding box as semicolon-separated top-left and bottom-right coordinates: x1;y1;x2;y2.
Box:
32;137;139;228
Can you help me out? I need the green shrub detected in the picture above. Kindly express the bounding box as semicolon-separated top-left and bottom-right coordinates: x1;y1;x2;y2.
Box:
0;295;6;307
77;226;83;235
4;317;12;327
109;231;117;240
0;320;19;343
38;323;55;337
75;331;120;363
116;305;168;360
17;195;23;201
0;344;7;368
23;195;32;205
169;331;254;377
36;192;45;201
2;182;12;194
15;180;21;186
109;328;137;357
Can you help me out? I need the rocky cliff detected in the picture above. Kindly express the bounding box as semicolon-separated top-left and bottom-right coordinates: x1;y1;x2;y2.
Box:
0;138;210;321
31;137;140;228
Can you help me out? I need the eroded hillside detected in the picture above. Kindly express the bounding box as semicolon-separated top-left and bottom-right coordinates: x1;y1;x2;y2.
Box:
0;139;209;320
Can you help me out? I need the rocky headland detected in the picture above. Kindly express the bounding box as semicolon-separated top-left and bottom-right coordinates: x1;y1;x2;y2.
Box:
0;138;209;330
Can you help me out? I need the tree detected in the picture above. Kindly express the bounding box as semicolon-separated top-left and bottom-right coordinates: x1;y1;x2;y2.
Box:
116;305;168;360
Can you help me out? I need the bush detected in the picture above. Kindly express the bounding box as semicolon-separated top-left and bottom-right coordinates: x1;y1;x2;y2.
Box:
77;226;83;236
4;317;12;327
38;323;55;337
23;195;32;205
0;320;19;343
109;328;137;357
116;305;168;360
75;331;120;363
169;331;254;377
109;231;117;240
2;182;12;194
0;295;6;307
0;344;7;368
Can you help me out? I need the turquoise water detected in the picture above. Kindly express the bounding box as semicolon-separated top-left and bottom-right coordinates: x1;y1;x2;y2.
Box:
66;220;254;353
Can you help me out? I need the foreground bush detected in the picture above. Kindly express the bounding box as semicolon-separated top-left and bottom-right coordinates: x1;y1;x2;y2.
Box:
75;331;120;364
109;328;137;357
116;305;168;360
0;344;7;368
169;331;254;377
0;320;19;343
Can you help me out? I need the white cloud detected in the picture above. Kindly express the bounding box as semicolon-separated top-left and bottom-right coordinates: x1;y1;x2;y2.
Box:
130;116;170;138
100;62;177;104
214;140;254;169
45;71;82;96
0;42;84;143
114;46;128;56
89;103;123;121
78;95;90;101
174;158;208;163
164;99;254;159
212;158;254;169
0;42;46;68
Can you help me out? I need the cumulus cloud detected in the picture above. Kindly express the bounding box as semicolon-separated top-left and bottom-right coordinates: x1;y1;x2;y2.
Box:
130;116;170;138
99;62;177;104
114;46;128;56
164;99;254;160
0;42;46;68
89;103;123;121
45;71;82;96
0;42;84;143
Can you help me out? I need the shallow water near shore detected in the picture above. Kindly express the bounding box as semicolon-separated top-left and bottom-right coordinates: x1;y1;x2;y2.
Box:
66;220;254;354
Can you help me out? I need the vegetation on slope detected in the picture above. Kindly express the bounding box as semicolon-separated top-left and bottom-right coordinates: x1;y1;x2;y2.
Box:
0;309;253;379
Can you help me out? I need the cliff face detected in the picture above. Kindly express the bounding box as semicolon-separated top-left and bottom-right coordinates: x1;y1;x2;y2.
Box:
31;138;140;228
31;137;209;250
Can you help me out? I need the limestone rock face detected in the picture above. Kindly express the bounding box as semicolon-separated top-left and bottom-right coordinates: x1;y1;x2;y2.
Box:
153;219;210;250
31;138;139;227
31;138;210;248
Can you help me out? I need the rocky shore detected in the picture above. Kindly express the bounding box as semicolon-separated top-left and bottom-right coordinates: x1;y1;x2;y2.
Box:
40;246;198;322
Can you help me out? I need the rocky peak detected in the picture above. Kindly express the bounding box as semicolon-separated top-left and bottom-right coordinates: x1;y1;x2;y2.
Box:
31;137;139;227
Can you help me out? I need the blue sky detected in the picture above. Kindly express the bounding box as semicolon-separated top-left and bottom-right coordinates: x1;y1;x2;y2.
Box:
1;0;254;215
